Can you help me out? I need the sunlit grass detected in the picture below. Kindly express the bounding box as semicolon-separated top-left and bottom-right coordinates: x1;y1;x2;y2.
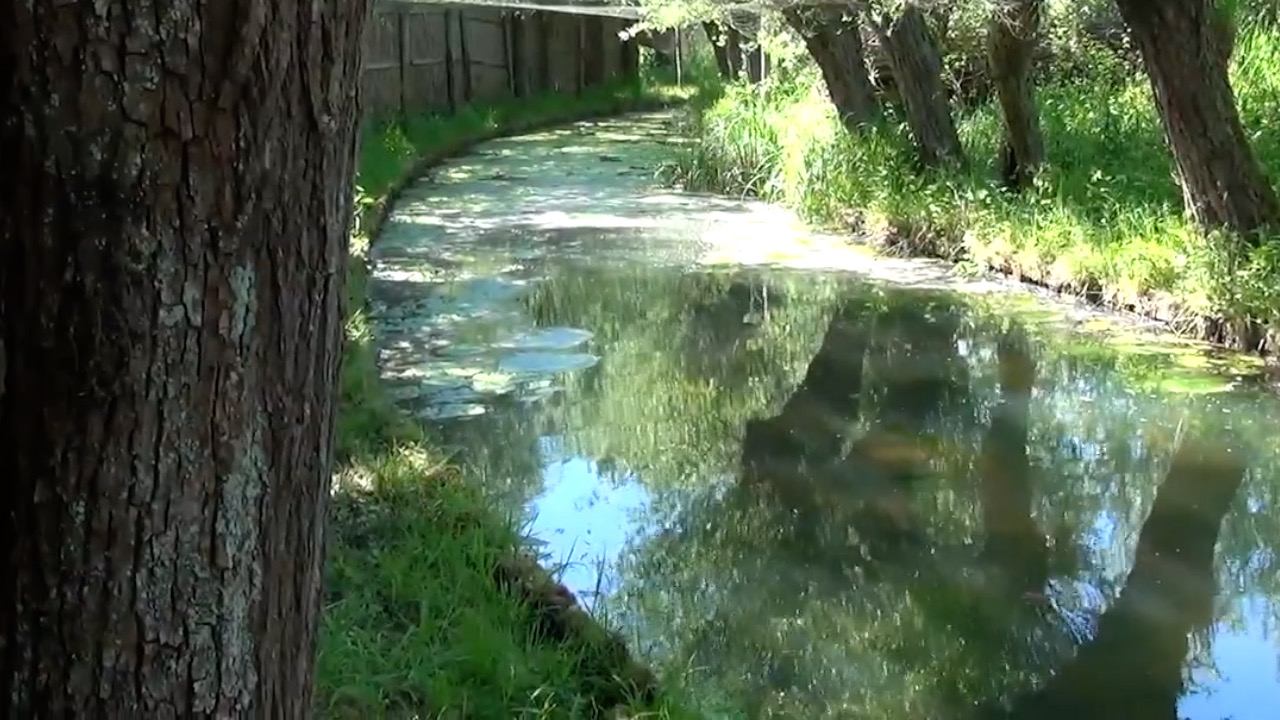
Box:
320;78;703;718
675;26;1280;330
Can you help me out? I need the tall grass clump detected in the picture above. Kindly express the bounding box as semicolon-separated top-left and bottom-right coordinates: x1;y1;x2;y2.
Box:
677;24;1280;330
320;77;701;719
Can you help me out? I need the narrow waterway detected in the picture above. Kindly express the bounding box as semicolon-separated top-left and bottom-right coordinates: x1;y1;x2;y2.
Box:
369;111;1280;719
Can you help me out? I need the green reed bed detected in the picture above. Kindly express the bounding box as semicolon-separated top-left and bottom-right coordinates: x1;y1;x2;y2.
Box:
676;27;1280;333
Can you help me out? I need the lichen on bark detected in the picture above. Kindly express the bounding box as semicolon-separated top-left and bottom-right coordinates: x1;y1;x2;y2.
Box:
0;0;372;716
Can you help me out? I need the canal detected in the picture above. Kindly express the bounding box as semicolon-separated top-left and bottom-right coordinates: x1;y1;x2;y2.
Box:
368;111;1280;719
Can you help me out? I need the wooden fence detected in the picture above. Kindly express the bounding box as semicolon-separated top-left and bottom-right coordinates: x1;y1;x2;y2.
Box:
363;2;642;119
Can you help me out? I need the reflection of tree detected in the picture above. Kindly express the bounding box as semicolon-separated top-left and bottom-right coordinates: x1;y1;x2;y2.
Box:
604;290;1259;718
435;399;556;510
740;294;928;569
865;295;973;434
680;277;783;390
520;263;846;492
738;293;994;571
979;326;1048;599
463;258;1280;716
990;439;1246;720
610;297;1063;716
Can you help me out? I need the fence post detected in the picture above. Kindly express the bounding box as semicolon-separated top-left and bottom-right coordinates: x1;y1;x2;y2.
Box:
581;16;603;88
504;12;518;97
576;15;586;95
614;20;624;81
538;13;552;93
675;26;683;86
458;10;473;102
443;9;457;112
397;8;408;119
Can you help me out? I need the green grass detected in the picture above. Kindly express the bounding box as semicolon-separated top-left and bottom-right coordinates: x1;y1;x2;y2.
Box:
675;25;1280;337
320;78;702;719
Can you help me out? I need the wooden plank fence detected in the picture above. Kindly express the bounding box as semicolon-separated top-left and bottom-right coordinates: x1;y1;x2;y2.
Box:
363;2;641;119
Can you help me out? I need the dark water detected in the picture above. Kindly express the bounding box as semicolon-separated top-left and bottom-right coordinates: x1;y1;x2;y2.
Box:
370;115;1280;719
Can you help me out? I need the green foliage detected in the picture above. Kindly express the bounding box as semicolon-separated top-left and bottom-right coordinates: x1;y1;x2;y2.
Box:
674;22;1280;328
323;79;702;719
639;24;728;93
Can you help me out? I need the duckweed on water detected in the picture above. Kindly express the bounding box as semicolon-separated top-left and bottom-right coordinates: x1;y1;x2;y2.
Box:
320;78;701;719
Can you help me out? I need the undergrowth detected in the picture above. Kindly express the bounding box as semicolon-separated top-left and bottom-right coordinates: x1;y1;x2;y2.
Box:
675;24;1280;335
319;78;700;719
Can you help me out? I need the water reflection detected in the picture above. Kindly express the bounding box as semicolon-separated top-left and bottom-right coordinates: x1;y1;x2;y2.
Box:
357;106;1280;717
391;261;1280;718
988;440;1246;720
978;327;1049;602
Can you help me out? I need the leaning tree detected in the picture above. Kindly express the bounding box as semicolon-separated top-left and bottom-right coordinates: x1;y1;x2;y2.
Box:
1;0;371;715
1114;0;1280;238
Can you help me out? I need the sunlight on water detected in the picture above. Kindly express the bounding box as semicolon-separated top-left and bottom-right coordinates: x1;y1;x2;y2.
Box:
526;441;653;613
370;111;1280;719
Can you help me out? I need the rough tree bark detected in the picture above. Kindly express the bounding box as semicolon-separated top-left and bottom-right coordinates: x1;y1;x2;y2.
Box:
877;3;965;167
703;21;742;81
988;0;1046;190
0;0;370;716
782;4;880;132
1114;0;1280;238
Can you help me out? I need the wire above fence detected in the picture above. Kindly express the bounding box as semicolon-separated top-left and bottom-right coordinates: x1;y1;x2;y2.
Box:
383;0;771;20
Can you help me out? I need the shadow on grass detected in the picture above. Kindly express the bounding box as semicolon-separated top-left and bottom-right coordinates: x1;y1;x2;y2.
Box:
317;79;705;719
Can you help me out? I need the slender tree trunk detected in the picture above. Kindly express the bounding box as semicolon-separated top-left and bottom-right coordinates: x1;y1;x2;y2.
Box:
782;4;880;132
1115;0;1280;238
0;1;370;716
879;3;965;167
988;0;1046;190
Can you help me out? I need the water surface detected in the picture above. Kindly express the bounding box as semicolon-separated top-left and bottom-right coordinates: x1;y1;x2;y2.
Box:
370;112;1280;719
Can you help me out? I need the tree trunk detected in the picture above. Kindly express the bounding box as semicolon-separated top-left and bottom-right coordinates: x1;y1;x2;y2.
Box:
701;22;742;80
0;1;370;716
1115;0;1280;238
743;44;767;84
880;3;965;168
988;0;1046;190
782;4;880;132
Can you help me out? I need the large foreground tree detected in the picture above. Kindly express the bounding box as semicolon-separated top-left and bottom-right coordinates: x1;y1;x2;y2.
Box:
0;0;371;715
1115;0;1280;237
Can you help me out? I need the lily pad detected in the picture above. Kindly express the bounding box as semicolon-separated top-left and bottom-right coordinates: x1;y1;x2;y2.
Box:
498;352;600;375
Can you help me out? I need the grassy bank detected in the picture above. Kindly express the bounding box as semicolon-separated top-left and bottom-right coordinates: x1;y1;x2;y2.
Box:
320;78;698;718
676;26;1280;349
